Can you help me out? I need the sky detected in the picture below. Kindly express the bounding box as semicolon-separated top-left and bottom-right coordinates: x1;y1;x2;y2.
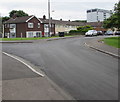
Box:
0;0;118;21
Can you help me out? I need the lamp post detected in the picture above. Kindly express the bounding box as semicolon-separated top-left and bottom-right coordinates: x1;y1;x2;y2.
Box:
48;0;51;37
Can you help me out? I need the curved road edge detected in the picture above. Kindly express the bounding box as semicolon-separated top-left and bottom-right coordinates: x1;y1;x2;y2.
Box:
2;51;75;100
84;42;120;59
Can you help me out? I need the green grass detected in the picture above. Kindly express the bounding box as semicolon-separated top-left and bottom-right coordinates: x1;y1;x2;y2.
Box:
103;37;120;48
0;35;74;41
0;37;51;41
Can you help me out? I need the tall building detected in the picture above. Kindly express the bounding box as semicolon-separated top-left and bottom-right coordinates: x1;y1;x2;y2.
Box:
87;8;112;22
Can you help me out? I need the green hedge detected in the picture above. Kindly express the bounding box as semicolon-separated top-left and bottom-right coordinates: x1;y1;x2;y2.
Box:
69;30;85;35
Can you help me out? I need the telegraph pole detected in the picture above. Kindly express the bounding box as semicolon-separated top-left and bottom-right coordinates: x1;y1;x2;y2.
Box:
0;13;2;38
48;0;51;37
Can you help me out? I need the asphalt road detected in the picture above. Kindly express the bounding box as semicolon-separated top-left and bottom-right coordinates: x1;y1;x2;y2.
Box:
2;54;69;100
2;36;118;100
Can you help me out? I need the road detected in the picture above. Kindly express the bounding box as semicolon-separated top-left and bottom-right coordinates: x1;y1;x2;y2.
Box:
2;54;70;100
2;36;118;100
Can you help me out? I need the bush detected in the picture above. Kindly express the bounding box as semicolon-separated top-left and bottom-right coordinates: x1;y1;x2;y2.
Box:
69;25;93;35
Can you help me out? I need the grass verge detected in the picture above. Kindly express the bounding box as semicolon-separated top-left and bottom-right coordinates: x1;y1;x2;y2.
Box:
103;37;120;48
0;37;52;41
0;35;75;41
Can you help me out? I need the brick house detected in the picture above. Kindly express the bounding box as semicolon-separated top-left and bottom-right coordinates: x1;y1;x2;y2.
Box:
3;15;55;38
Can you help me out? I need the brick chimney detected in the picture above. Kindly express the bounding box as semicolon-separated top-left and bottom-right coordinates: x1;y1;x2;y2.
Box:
60;19;62;21
43;15;46;19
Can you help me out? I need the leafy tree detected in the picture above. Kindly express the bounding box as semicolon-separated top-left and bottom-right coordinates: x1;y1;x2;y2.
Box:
103;1;120;30
2;10;29;23
9;10;29;18
2;16;10;23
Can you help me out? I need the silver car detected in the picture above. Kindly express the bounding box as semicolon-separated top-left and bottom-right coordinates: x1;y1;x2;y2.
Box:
85;30;97;36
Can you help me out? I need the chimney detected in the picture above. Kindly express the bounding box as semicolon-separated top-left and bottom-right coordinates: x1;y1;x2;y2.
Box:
43;15;46;19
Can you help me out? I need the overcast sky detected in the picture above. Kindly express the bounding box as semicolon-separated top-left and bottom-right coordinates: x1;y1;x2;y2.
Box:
0;0;118;20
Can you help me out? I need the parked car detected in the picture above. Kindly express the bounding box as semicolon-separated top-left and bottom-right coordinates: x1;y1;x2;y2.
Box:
59;32;64;37
104;31;114;35
114;31;120;35
97;31;103;35
85;30;97;36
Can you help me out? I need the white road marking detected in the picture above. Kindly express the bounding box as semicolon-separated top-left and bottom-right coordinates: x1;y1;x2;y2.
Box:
2;52;44;77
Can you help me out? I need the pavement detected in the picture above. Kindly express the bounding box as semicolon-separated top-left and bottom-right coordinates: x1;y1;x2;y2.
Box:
2;54;73;100
85;36;119;58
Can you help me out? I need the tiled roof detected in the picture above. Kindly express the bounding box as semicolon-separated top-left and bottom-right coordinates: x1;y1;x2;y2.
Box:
39;18;102;27
39;18;86;26
4;16;33;24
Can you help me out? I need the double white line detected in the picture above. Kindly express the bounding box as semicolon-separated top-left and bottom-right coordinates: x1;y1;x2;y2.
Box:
2;52;44;77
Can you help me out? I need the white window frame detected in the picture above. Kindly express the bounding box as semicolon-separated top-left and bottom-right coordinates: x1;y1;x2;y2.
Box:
28;23;34;28
38;23;40;28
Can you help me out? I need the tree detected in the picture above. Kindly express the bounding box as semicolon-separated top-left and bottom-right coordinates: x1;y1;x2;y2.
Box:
103;1;120;30
2;16;10;23
2;10;29;23
9;10;29;18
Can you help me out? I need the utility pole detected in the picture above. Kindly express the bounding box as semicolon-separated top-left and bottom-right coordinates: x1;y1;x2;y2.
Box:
48;0;51;37
0;13;3;38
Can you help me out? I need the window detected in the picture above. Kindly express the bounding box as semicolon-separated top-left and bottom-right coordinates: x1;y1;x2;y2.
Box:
92;9;97;12
44;24;49;28
87;10;91;13
38;23;40;28
28;23;34;28
10;24;16;28
26;32;33;38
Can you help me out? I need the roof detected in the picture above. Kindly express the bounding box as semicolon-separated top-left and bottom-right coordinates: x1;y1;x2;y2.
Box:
39;18;102;27
4;15;103;27
4;15;42;24
39;18;86;26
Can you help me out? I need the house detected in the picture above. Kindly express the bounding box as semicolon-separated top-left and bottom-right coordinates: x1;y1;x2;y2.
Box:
39;15;55;36
87;8;112;22
39;16;85;34
3;15;105;38
39;16;104;34
3;15;55;38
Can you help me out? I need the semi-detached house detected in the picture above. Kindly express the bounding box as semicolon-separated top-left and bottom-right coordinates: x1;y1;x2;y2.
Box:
3;15;55;38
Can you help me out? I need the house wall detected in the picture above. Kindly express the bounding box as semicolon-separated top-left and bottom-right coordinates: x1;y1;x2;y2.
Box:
16;23;26;37
55;24;77;34
26;17;43;32
25;17;44;37
4;28;10;38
